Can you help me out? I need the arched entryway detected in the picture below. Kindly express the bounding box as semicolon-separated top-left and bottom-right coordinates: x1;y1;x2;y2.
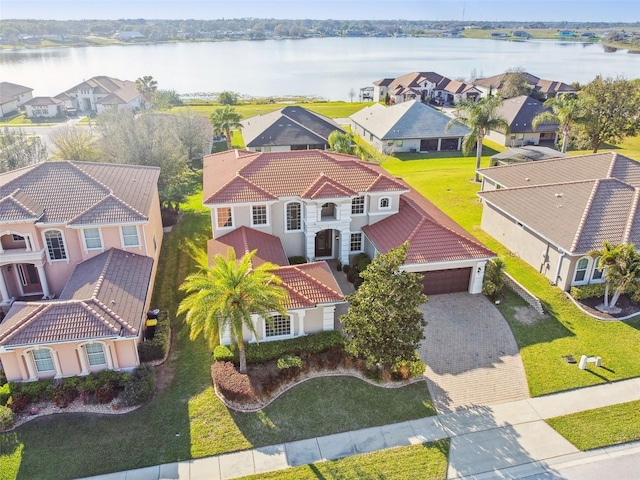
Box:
315;229;334;258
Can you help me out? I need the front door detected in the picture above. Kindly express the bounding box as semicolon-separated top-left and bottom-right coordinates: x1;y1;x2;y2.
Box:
16;263;42;295
315;230;333;258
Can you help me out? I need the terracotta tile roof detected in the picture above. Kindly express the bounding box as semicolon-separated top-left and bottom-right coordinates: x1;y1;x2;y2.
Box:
69;195;147;225
207;226;288;267
0;189;43;223
204;176;277;204
479;152;640;189
0;161;159;224
23;96;63;106
275;262;344;309
302;175;357;199
203;150;407;204
364;189;494;264
0;249;153;347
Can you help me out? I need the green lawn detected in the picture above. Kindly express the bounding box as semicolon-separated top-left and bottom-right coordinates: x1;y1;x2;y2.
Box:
172;101;369;120
0;185;434;480
237;440;450;480
547;400;640;450
381;138;640;397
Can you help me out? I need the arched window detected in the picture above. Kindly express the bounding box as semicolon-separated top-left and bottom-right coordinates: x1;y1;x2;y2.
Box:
286;202;301;231
574;257;590;283
592;256;604;281
379;197;391;209
44;230;67;261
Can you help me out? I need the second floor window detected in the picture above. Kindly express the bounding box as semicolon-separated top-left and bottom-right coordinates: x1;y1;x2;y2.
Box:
379;197;391;209
45;230;67;261
216;207;233;228
121;226;140;247
83;228;102;250
252;205;268;226
286;202;301;231
351;196;365;215
350;232;363;252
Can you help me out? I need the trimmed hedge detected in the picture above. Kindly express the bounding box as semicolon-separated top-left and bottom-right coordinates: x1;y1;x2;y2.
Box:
288;256;308;265
277;354;303;370
242;331;344;364
213;345;234;362
211;361;257;403
121;366;156;406
138;311;171;362
570;283;607;300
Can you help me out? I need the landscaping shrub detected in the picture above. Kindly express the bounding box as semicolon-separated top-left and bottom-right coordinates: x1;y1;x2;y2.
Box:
392;355;426;380
0;405;15;430
213;345;234;362
0;383;10;406
570;283;607;300
0;369;6;386
346;267;360;283
277;354;303;370
121;366;156;406
6;392;30;414
138;311;171;362
211;361;258;403
53;384;78;408
244;331;344;364
21;379;55;402
288;256;308;265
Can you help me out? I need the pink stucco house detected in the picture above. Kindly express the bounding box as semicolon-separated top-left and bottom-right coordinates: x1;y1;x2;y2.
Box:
0;161;163;382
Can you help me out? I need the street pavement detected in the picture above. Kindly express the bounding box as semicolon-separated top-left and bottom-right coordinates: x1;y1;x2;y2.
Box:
77;377;640;480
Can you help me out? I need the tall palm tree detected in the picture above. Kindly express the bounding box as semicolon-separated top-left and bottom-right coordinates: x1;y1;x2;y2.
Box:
532;95;587;153
446;96;509;182
177;248;288;373
135;75;158;105
588;242;640;311
210;107;242;150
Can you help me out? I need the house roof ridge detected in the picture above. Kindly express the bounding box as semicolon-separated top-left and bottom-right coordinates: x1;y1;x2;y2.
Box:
80;300;122;335
92;248;114;298
290;263;344;298
623;187;640;244
0;303;48;344
87;298;138;336
606;151;618;179
68;192;147;225
571;179;601;253
8;188;39;216
479;178;603;194
68;161;115;196
203;174;277;204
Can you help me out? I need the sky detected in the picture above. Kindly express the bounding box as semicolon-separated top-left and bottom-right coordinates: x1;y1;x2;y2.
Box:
1;0;639;23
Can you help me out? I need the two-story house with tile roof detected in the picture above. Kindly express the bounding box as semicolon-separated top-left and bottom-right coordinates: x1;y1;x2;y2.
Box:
203;149;494;345
0;162;163;382
55;75;144;114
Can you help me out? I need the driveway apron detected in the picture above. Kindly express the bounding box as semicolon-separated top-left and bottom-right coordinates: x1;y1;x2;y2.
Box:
418;293;530;413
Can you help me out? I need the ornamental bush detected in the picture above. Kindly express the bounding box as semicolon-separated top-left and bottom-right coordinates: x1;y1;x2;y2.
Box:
0;405;15;430
211;361;258;403
121;366;156;406
138;311;171;362
570;283;607;300
277;354;303;370
244;331;344;364
0;383;10;406
213;345;234;362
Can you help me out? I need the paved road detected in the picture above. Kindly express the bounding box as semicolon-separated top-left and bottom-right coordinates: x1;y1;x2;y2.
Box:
4;116;88;155
418;293;530;412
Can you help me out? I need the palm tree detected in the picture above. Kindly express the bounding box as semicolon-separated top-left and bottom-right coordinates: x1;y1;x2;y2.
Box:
532;95;587;153
135;76;158;105
588;242;640;311
177;248;288;373
210;107;242;150
446;96;509;182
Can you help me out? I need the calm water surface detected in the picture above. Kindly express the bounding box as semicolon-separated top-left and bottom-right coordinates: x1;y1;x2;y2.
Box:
1;37;639;101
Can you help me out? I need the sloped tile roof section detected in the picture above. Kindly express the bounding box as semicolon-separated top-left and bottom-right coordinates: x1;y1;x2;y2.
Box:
478;152;640;189
23;96;63;106
204;176;278;204
69;195;147;225
242;106;344;148
0;248;153;347
0;82;33;99
207;226;289;267
350;100;470;140
95;82;140;105
302;175;357;199
275;262;344;309
0;189;43;222
203;150;407;204
0;161;159;225
364;189;494;264
495;95;558;133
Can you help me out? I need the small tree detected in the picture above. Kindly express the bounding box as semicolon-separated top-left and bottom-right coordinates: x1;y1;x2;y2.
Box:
348;88;356;102
51;125;101;161
532;95;588;153
135;75;158;105
210;107;242;150
218;91;239;105
589;242;640;311
500;68;532;99
341;243;427;369
482;258;506;300
0;127;47;172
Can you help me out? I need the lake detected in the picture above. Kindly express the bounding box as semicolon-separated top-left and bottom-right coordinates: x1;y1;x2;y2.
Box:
1;37;639;101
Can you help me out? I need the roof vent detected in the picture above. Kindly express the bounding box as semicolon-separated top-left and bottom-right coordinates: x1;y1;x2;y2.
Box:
555;193;563;197
525;177;530;181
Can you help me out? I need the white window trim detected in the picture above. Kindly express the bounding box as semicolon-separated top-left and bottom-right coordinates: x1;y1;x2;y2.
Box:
30;347;57;374
572;256;591;286
42;228;69;263
250;205;270;227
82;227;104;252
120;225;141;249
590;256;606;283
263;314;293;341
285;201;302;232
84;342;108;367
215;206;235;230
350;232;363;253
379;196;391;210
351;196;366;216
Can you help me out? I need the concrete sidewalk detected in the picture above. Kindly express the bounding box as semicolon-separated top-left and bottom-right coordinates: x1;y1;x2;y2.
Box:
79;377;640;480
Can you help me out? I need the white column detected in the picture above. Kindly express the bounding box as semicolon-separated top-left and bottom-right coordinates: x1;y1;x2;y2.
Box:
340;230;350;265
305;230;316;262
36;264;51;298
297;310;306;336
469;261;487;294
52;350;63;378
77;345;89;375
23;352;37;380
0;268;10;303
109;343;120;370
437;138;442;151
250;314;259;342
457;138;462;150
104;343;115;370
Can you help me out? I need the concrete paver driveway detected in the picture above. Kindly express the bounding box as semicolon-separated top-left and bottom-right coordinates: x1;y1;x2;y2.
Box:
418;292;530;413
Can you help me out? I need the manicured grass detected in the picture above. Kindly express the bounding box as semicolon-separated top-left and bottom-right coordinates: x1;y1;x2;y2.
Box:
0;184;434;480
547;400;640;450
381;138;640;397
237;440;450;480
172;101;369;120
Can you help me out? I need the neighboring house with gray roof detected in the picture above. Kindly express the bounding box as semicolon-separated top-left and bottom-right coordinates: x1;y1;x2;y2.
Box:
55;75;144;114
477;152;640;291
0;161;164;381
0;82;34;117
473;71;577;99
23;96;65;119
241;106;344;152
350;100;470;153
485;95;559;147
